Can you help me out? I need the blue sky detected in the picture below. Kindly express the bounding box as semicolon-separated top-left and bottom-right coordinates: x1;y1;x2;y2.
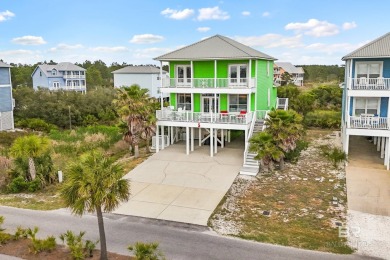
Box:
1;0;389;65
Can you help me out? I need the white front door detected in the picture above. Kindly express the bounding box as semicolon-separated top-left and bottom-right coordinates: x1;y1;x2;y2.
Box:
176;65;191;87
202;96;219;113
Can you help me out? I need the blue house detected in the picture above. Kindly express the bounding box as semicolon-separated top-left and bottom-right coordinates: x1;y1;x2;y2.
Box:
31;62;86;92
342;32;390;169
0;61;14;131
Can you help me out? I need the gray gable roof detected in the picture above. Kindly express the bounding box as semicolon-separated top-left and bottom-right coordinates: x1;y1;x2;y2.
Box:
342;32;390;60
0;61;12;68
275;62;304;74
112;66;167;74
155;35;276;61
33;62;85;77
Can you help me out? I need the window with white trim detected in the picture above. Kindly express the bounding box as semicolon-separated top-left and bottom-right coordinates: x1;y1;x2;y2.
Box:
354;97;380;116
177;93;191;110
355;62;382;79
229;94;247;112
51;69;57;76
176;65;191;86
229;64;247;85
53;82;60;89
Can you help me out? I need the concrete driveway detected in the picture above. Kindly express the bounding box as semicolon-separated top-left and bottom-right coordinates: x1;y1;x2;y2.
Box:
114;139;244;226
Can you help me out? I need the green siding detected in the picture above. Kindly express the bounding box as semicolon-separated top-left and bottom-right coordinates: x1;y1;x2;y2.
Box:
251;93;255;111
256;60;275;110
170;93;176;108
194;61;214;78
194;94;201;112
220;94;228;111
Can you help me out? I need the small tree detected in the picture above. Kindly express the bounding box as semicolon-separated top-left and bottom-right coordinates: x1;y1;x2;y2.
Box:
128;242;165;260
10;135;50;181
249;132;284;171
61;151;130;260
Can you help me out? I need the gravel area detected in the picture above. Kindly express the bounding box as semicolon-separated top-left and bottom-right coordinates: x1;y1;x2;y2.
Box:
348;210;390;260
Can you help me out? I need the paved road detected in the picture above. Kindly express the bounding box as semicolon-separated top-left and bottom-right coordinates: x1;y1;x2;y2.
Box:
0;206;373;260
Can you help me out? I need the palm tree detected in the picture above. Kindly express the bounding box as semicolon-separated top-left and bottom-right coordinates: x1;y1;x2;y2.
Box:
249;132;284;171
60;151;130;260
264;109;304;170
114;85;157;157
10;135;50;181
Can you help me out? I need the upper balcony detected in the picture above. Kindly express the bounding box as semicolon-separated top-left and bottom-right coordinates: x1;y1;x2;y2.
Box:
160;77;256;94
346;77;390;97
63;74;86;79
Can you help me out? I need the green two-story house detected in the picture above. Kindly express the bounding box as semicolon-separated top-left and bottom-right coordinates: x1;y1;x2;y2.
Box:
153;35;286;175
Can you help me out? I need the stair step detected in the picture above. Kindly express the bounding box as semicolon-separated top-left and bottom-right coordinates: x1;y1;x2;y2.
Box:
240;166;259;176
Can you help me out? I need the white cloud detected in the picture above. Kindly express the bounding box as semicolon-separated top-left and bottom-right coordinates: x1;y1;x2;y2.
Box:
129;34;164;44
133;47;173;59
197;27;211;32
242;11;250;16
0;10;14;22
233;34;304;49
285;19;339;37
262;12;270;17
90;46;129;53
198;6;230;21
0;49;42;64
12;35;47;45
49;43;83;52
161;8;194;20
342;21;357;30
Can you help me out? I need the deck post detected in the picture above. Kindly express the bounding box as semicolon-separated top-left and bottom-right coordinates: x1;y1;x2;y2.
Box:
191;127;194;152
156;123;159;153
374;136;377;145
186;127;190;155
228;130;231;143
344;134;349;154
199;128;202;146
381;137;385;159
161;126;165;150
387;137;390;170
210;128;214;157
385;137;389;167
221;129;224;148
167;126;171;145
214;129;218;154
377;137;381;151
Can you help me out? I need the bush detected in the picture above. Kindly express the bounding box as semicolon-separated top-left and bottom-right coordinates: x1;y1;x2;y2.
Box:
285;140;309;163
16;118;57;132
0;232;12;244
13;226;28;240
59;230;99;260
27;226;56;254
7;176;29;193
320;145;348;169
304;110;341;128
128;242;165;260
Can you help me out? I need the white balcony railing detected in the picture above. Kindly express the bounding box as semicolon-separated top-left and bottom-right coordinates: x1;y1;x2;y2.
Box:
162;78;256;89
276;98;289;110
63;74;86;79
156;110;253;125
349;77;390;90
348;115;389;130
49;85;86;91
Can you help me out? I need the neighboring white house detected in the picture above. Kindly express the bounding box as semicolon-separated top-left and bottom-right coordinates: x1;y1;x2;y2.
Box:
31;62;86;92
0;61;14;131
274;62;305;86
112;66;168;98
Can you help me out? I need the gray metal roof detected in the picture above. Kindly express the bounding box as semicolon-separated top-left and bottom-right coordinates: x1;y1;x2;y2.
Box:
0;61;12;68
275;62;304;74
342;32;390;60
112;66;167;74
34;62;85;77
155;35;276;61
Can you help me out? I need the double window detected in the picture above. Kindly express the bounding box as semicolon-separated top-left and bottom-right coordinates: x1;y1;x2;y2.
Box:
229;94;247;112
355;62;382;79
177;93;191;110
176;65;191;86
53;82;60;89
229;64;247;85
354;97;380;116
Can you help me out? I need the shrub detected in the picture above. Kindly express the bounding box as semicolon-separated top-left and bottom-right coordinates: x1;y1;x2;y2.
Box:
16;118;57;132
285;140;309;163
304;110;341;129
320;145;348;169
59;230;99;260
128;242;165;260
7;176;29;193
0;232;12;244
27;226;56;254
13;226;28;240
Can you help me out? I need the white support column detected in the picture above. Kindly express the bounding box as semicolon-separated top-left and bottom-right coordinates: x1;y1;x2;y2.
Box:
186;127;190;155
228;130;231;143
210;128;214;157
374;136;377;145
176;127;179;142
160;61;164;110
191;127;194;152
161;126;165;150
170;127;174;144
254;60;258;111
377;137;381;152
167;126;171;145
381;137;385;159
221;129;224;148
191;61;194;88
245;129;248;151
385;137;389;166
214;60;217;88
214;129;218;154
199;128;202;146
156;123;159;153
387;137;390;170
248;59;252;111
344;134;349;155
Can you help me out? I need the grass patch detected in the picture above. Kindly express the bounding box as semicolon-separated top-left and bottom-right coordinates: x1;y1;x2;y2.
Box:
210;130;353;254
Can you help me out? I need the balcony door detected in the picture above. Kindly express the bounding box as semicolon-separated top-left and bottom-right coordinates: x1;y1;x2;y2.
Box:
202;96;219;113
229;64;247;86
176;65;191;87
